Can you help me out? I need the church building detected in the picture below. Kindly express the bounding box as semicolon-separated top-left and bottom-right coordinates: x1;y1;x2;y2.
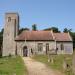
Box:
3;13;73;56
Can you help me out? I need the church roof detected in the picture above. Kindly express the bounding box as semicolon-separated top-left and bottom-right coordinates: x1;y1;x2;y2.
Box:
15;30;72;42
53;33;72;42
15;30;54;41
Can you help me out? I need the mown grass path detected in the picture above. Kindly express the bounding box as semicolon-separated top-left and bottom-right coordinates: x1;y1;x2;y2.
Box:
23;57;64;75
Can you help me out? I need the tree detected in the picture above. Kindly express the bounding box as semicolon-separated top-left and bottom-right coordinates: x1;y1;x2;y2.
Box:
44;27;60;33
0;28;3;45
0;28;3;56
70;32;75;49
51;27;60;33
63;28;75;49
43;28;51;31
19;27;30;34
32;24;37;31
63;28;72;33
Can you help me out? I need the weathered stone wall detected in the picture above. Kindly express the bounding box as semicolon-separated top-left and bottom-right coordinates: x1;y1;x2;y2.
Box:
3;13;19;56
57;42;73;54
16;41;56;56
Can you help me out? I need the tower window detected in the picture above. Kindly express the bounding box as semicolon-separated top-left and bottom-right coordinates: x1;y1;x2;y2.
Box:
8;17;11;22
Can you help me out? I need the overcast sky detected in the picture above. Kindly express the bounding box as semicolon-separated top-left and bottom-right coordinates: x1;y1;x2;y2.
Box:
0;0;75;31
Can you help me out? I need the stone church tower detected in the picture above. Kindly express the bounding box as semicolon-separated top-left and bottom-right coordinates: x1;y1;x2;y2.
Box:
3;13;19;56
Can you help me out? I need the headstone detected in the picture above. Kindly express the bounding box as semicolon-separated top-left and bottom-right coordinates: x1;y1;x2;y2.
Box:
47;49;56;63
63;60;67;70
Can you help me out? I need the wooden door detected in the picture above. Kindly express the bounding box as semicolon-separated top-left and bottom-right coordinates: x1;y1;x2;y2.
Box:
23;46;28;57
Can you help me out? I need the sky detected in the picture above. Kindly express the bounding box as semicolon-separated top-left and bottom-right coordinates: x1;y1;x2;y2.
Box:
0;0;75;32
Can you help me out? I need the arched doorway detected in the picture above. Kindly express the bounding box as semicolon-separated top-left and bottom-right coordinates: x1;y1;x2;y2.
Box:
23;46;28;57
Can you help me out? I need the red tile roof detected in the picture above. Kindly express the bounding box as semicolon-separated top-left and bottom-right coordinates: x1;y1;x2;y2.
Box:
15;31;54;41
15;30;72;42
53;33;72;41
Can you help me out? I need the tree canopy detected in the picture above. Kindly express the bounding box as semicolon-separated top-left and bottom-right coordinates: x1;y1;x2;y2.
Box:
43;27;60;33
19;27;30;34
0;29;3;56
63;28;72;33
32;24;37;31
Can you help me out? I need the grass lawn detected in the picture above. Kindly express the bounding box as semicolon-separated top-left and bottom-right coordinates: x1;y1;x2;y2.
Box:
32;54;74;75
0;56;28;75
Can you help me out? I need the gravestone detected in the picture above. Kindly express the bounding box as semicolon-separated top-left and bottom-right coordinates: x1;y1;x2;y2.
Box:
47;49;56;63
63;60;67;70
63;57;74;75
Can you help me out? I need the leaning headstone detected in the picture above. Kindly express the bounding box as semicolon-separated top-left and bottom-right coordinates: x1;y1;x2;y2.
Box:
48;56;54;63
48;59;50;62
63;59;72;75
47;49;56;63
63;60;67;70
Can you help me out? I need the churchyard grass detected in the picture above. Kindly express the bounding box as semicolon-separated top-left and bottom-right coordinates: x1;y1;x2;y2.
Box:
0;56;28;75
32;54;74;75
